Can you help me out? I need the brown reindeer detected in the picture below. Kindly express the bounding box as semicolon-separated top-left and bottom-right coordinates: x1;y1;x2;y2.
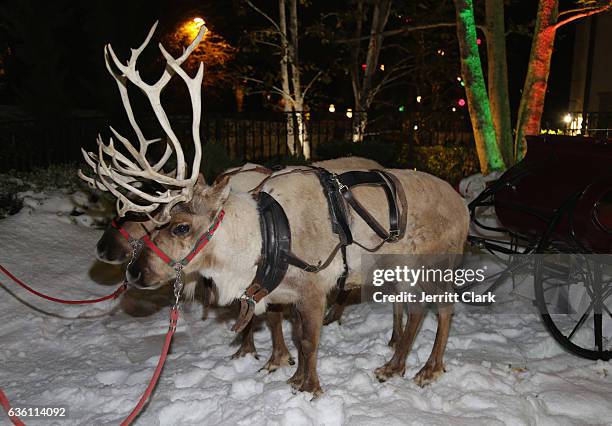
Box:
94;158;382;367
80;23;469;395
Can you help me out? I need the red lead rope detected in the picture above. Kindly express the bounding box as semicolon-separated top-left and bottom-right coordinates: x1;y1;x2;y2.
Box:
0;264;127;304
0;261;180;425
0;307;178;426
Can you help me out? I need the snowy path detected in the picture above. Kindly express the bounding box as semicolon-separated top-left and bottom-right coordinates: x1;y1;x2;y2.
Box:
1;191;611;426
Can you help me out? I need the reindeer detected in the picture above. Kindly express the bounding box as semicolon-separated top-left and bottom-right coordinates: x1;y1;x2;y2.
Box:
94;158;382;365
80;23;469;396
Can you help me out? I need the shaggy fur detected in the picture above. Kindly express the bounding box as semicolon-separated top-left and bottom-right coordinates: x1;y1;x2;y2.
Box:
97;157;384;365
128;167;469;395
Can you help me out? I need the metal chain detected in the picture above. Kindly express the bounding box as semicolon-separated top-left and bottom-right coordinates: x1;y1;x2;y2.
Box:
173;263;184;310
127;239;144;266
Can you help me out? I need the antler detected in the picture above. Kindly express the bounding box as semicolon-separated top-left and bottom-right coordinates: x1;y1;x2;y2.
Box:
79;21;207;222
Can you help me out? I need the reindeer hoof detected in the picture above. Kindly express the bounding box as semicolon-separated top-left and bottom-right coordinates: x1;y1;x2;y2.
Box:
413;363;446;387
230;346;259;360
296;377;323;397
287;373;304;389
374;362;405;382
259;353;295;373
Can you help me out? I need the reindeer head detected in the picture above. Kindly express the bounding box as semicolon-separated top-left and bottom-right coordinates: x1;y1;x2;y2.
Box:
126;175;231;288
95;214;154;264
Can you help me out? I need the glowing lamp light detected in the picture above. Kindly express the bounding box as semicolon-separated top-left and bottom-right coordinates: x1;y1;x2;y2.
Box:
328;104;336;113
460;81;465;87
476;38;482;45
456;76;462;82
398;105;405;112
346;108;353;119
413;125;418;131
182;17;207;39
458;98;466;107
416;95;422;103
452;107;457;112
379;64;385;71
563;113;572;124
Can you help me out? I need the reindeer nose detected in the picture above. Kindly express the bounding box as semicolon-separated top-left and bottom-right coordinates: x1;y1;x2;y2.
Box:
126;264;142;284
96;241;108;261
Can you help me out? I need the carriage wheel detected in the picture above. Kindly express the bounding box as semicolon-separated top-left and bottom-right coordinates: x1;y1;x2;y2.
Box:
534;254;612;360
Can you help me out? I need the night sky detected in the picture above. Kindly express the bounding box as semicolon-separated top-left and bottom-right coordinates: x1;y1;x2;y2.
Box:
0;0;579;123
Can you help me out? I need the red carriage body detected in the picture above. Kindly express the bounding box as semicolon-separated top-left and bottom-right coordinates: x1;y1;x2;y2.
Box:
493;136;612;253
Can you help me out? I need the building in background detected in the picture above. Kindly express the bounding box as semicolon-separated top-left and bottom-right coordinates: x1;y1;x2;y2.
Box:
567;11;612;136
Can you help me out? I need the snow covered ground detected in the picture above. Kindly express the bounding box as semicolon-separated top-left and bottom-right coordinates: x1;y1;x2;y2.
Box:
1;189;611;426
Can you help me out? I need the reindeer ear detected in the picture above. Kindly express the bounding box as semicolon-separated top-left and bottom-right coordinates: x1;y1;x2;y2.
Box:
192;175;230;214
208;175;231;207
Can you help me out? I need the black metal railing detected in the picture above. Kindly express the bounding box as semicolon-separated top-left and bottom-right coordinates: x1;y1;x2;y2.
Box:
0;111;474;172
561;112;612;139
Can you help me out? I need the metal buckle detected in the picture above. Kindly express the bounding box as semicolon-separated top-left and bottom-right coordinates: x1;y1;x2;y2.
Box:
332;174;348;193
386;229;400;242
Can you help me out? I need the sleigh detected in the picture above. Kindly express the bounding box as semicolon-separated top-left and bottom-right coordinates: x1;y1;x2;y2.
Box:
467;135;612;360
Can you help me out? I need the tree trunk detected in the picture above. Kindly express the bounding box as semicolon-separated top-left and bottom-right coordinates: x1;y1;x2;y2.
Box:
485;0;513;166
454;0;506;174
350;0;391;143
514;0;558;161
234;84;245;113
352;111;368;143
279;0;296;155
288;0;310;159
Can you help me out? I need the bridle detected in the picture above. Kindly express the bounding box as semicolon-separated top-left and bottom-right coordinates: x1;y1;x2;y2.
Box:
141;210;225;269
111;211;225;305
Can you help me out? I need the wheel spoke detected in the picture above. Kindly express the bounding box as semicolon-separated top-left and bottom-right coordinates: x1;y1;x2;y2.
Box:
568;303;593;341
594;313;603;353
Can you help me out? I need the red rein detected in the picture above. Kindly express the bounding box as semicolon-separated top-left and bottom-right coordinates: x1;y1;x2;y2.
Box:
0;264;179;426
0;264;127;304
1;212;226;425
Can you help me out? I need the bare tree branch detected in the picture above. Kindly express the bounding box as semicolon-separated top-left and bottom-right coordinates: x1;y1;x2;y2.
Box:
302;70;323;98
336;22;487;44
242;76;296;102
555;3;612;29
245;0;282;33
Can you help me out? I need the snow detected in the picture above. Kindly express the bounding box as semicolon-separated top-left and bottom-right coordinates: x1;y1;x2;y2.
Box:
1;189;611;426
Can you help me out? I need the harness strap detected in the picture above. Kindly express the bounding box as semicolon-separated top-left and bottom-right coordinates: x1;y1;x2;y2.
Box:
314;168;353;245
214;165;272;185
111;219;132;241
142;234;173;264
142;210;225;267
337;170;404;242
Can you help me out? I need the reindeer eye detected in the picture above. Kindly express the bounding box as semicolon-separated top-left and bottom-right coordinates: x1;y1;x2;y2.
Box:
172;224;191;236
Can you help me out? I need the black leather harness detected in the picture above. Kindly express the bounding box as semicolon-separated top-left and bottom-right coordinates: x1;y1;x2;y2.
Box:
231;167;407;333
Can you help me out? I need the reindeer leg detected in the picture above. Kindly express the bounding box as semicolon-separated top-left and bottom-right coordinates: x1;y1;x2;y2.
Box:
231;317;258;359
387;303;404;348
261;304;294;372
413;305;452;387
375;307;425;382
323;289;349;326
200;278;212;321
287;307;305;388
292;293;325;397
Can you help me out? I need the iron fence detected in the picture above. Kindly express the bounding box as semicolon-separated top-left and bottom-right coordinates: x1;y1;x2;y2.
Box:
562;112;612;139
0;111;474;172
